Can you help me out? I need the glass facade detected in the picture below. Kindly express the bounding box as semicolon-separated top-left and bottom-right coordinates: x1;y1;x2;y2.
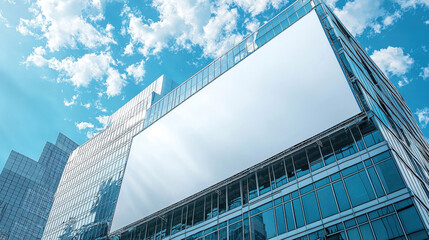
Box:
44;0;429;239
0;133;77;240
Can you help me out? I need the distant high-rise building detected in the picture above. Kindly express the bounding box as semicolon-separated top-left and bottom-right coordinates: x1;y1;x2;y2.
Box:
43;0;429;239
0;133;77;240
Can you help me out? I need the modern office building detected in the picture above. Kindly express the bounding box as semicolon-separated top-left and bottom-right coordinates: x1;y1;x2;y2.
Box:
43;0;429;239
0;133;78;240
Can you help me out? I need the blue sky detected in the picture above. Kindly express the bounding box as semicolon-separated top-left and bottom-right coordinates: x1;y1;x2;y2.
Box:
0;0;428;170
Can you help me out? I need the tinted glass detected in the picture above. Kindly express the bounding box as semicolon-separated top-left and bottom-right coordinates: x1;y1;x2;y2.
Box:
273;160;287;187
285;157;295;181
359;224;374;240
186;202;194;228
306;143;323;171
257;167;271;195
242;178;248;205
344;171;375;207
171;209;182;233
317;185;338;218
293;150;310;178
219;188;226;215
332;181;351;211
367;167;385;197
229;221;243;240
330;129;357;160
284;201;295;231
275;205;287;235
292;198;305;228
228;181;241;210
248;174;258;200
347;228;361;240
301;192;320;224
375;160;405;193
193;198;204;225
397;206;426;235
371;215;404;239
251;209;276;240
212;193;218;218
320;138;335;165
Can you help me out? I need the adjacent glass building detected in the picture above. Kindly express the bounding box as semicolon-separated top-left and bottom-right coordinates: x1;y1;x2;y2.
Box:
43;0;429;240
0;133;77;240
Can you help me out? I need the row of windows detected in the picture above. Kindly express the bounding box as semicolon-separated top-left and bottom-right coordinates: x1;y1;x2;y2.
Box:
117;146;404;239
143;0;314;129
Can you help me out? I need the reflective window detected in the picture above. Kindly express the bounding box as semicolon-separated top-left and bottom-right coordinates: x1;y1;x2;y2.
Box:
375;160;405;193
186;202;194;228
275;205;287;235
205;231;218;240
359;224;374;240
330;129;357;160
293;150;310;178
332;181;351;211
257;167;271;195
205;195;212;220
242;178;248;205
248;174;258;200
344;171;375;207
228;181;241;210
272;160;287;187
367;167;385;197
371;215;404;239
285;157;295;181
316;185;338;218
301;192;320;224
346;228;361;240
320;138;335;165
306;143;323;171
229;221;243;240
171;209;182;234
292;198;305;228
193;198;204;225
284;201;295;231
219;188;227;215
251;209;276;240
219;227;227;240
212;192;218;218
351;125;365;150
397;205;426;236
359;120;383;147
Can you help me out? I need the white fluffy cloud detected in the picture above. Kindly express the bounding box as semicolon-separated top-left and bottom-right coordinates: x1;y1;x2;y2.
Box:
18;0;115;51
96;115;110;129
394;0;429;9
126;60;145;84
25;50;126;97
420;64;429;79
64;94;78;107
124;0;245;58
224;0;283;16
75;121;94;130
416;108;429;128
370;46;414;77
333;0;385;36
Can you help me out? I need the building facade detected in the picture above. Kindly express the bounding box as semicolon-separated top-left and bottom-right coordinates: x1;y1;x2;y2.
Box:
0;133;77;240
43;0;429;240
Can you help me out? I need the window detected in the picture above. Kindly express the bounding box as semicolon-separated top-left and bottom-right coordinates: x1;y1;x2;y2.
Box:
332;181;351;211
292;198;305;228
371;215;404;239
359;120;383;147
275;205;287;235
251;209;276;240
293;150;309;178
359;224;374;240
272;160;287;187
171;208;182;234
186;202;194;228
285;157;295;181
211;192;218;218
193;198;204;225
284;201;295;231
375;160;405;193
229;221;243;240
367;167;385;197
219;188;227;215
228;181;242;210
320;138;335;165
257;167;271;195
248;174;258;200
316;185;338;218
306;143;323;171
397;205;426;236
205;195;212;220
330;129;357;160
343;171;375;207
301;192;320;224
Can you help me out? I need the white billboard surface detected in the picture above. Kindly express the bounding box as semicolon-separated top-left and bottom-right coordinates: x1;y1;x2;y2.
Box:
111;10;361;232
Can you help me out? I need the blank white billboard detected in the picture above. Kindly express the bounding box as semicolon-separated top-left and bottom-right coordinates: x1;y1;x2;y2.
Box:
111;10;361;232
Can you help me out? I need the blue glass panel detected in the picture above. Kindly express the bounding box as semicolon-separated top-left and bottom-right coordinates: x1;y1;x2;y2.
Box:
284;202;295;231
397;206;426;235
301;192;320;224
257;167;271;195
219;227;227;240
205;231;218;240
331;129;357;160
275;205;287;235
359;224;374;240
251;209;276;240
371;215;404;240
285;157;295;181
273;160;287;187
248;174;258;200
244;216;250;240
229;221;243;240
346;228;361;240
344;171;375;207
375;159;405;193
218;188;226;215
306;143;324;171
292;199;305;228
367;167;385;197
293;150;310;178
332;181;351;211
228;181;242;210
250;202;272;216
316;185;338;218
320;138;335;165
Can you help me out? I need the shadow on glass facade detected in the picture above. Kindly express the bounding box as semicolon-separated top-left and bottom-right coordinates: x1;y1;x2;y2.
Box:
0;133;77;240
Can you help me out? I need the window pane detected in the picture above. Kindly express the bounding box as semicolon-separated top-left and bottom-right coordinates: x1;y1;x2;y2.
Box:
284;201;295;231
205;232;218;240
359;120;383;147
371;215;404;239
306;143;323;171
248;174;258;200
367;167;385;197
375;159;405;193
285;157;295;181
228;181;242;210
275;205;287;235
332;181;351;211
193;198;204;225
257;167;271;195
229;221;243;240
344;171;375;207
205;195;212;220
330;129;357;160
186;203;194;228
251;209;276;240
242;178;248;205
292;198;305;228
301;192;320;224
212;192;218;218
397;206;426;235
293;150;310;178
351;125;365;150
320;138;335;165
273;159;287;187
359;224;374;240
219;188;227;215
171;209;182;234
346;228;361;240
316;185;338;218
219;227;227;240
